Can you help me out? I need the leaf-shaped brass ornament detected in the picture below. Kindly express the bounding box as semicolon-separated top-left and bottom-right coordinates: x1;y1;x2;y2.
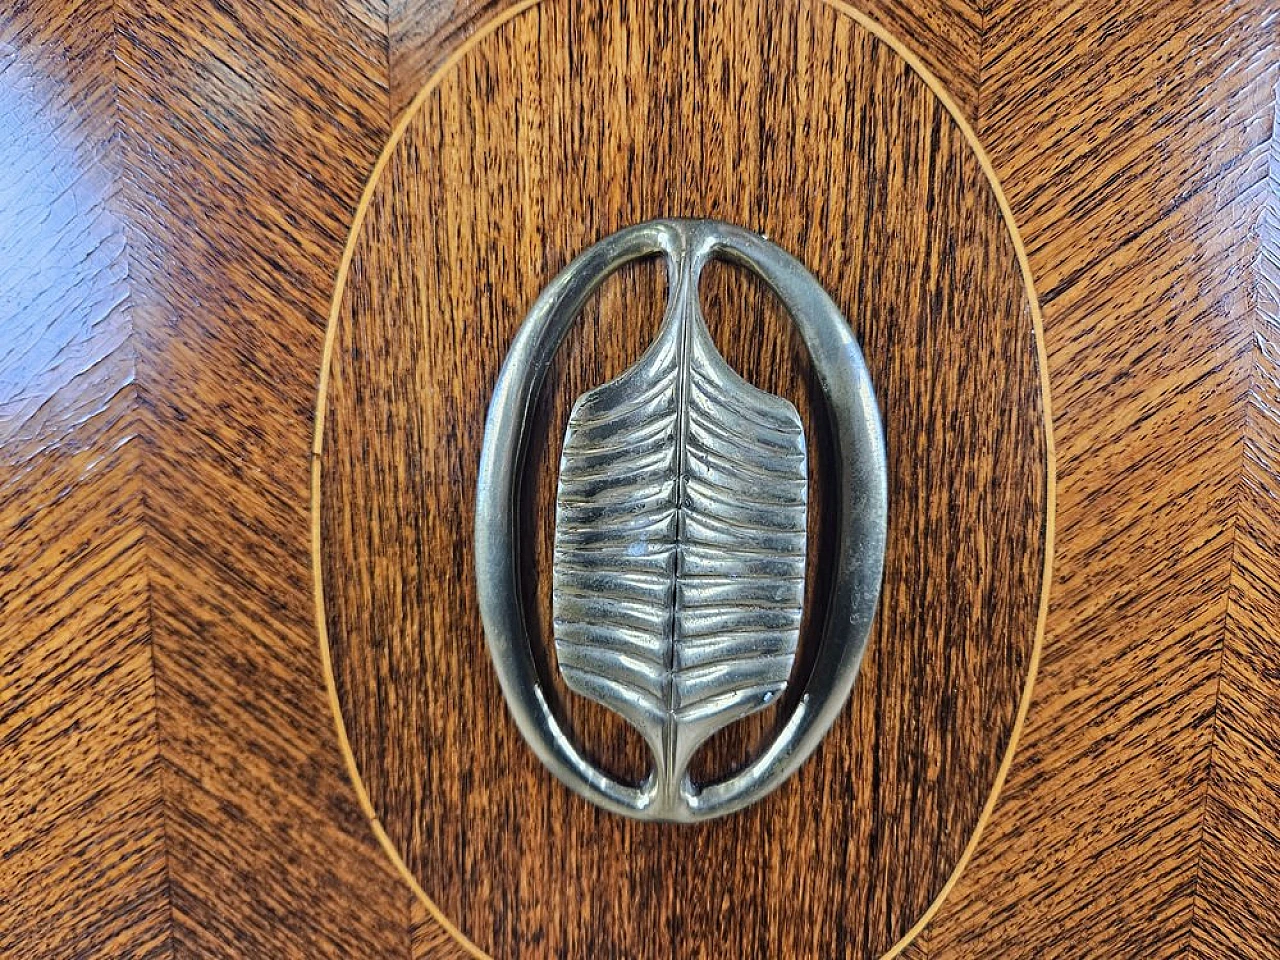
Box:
553;256;807;808
476;219;887;822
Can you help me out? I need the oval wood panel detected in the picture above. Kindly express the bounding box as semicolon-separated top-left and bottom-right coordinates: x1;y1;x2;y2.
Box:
315;1;1052;957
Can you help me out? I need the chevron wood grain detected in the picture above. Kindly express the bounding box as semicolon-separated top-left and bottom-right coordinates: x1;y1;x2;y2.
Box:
1;0;1277;958
0;4;167;956
1189;78;1280;960
110;0;415;954
928;3;1280;959
2;0;415;956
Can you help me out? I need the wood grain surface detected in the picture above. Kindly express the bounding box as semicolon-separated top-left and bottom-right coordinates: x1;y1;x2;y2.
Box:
0;5;166;955
113;0;413;954
1;0;1277;958
3;0;414;956
927;5;1280;959
317;2;1049;957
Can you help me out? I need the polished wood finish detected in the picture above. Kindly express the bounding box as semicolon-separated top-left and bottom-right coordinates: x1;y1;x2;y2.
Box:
0;6;165;955
2;1;1277;959
3;0;411;955
113;0;412;953
388;0;985;120
928;7;1280;959
318;2;1047;958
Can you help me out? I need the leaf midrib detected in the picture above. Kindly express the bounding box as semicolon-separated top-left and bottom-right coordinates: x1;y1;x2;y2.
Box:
660;253;698;796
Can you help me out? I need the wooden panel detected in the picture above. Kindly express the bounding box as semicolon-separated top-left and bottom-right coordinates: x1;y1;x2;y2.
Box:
0;3;169;956
110;0;412;955
319;1;1048;957
390;0;985;119
928;4;1280;958
1;1;1276;958
1191;80;1280;960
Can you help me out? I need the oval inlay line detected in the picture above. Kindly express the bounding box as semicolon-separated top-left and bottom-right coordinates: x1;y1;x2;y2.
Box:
312;1;1056;957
